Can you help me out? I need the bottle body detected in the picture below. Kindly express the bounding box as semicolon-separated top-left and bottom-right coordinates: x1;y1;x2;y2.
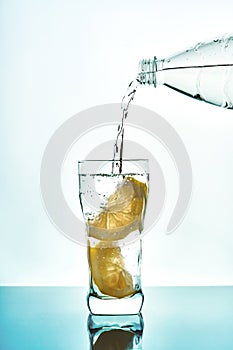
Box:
139;34;233;108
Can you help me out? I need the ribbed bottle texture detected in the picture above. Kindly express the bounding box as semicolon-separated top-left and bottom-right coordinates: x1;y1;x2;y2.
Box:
138;34;233;108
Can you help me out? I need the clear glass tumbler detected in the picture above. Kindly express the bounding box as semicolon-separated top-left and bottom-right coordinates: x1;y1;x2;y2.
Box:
78;159;149;315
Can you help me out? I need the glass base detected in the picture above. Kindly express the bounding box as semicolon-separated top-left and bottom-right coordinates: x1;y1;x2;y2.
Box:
87;291;144;315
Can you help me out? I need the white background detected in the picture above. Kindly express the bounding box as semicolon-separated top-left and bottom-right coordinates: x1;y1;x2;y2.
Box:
1;0;233;286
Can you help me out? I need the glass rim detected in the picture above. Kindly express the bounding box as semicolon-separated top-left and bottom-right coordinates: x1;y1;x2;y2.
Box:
78;158;149;163
78;159;149;176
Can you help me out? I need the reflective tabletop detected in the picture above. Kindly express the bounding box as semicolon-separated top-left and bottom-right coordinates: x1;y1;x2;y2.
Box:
1;287;233;349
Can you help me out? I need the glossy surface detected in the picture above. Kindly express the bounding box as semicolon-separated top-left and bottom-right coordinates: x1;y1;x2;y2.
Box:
0;287;233;349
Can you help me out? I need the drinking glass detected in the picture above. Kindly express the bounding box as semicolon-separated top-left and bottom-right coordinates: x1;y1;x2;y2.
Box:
78;159;149;315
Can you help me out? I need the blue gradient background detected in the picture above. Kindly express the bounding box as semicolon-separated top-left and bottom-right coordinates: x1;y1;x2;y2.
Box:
1;1;233;287
0;287;233;349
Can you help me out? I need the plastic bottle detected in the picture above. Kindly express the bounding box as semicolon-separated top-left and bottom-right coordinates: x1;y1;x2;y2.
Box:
138;34;233;109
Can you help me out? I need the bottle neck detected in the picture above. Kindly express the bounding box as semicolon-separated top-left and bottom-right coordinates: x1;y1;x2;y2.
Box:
138;57;158;86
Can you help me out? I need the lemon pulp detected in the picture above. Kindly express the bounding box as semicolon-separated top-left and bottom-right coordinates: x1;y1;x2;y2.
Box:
88;176;148;298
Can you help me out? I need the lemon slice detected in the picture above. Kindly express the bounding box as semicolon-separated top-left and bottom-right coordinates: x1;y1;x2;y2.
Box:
88;176;148;297
88;176;148;241
88;242;134;298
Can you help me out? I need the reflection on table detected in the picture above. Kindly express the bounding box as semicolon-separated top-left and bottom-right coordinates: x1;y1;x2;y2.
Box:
88;313;143;350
